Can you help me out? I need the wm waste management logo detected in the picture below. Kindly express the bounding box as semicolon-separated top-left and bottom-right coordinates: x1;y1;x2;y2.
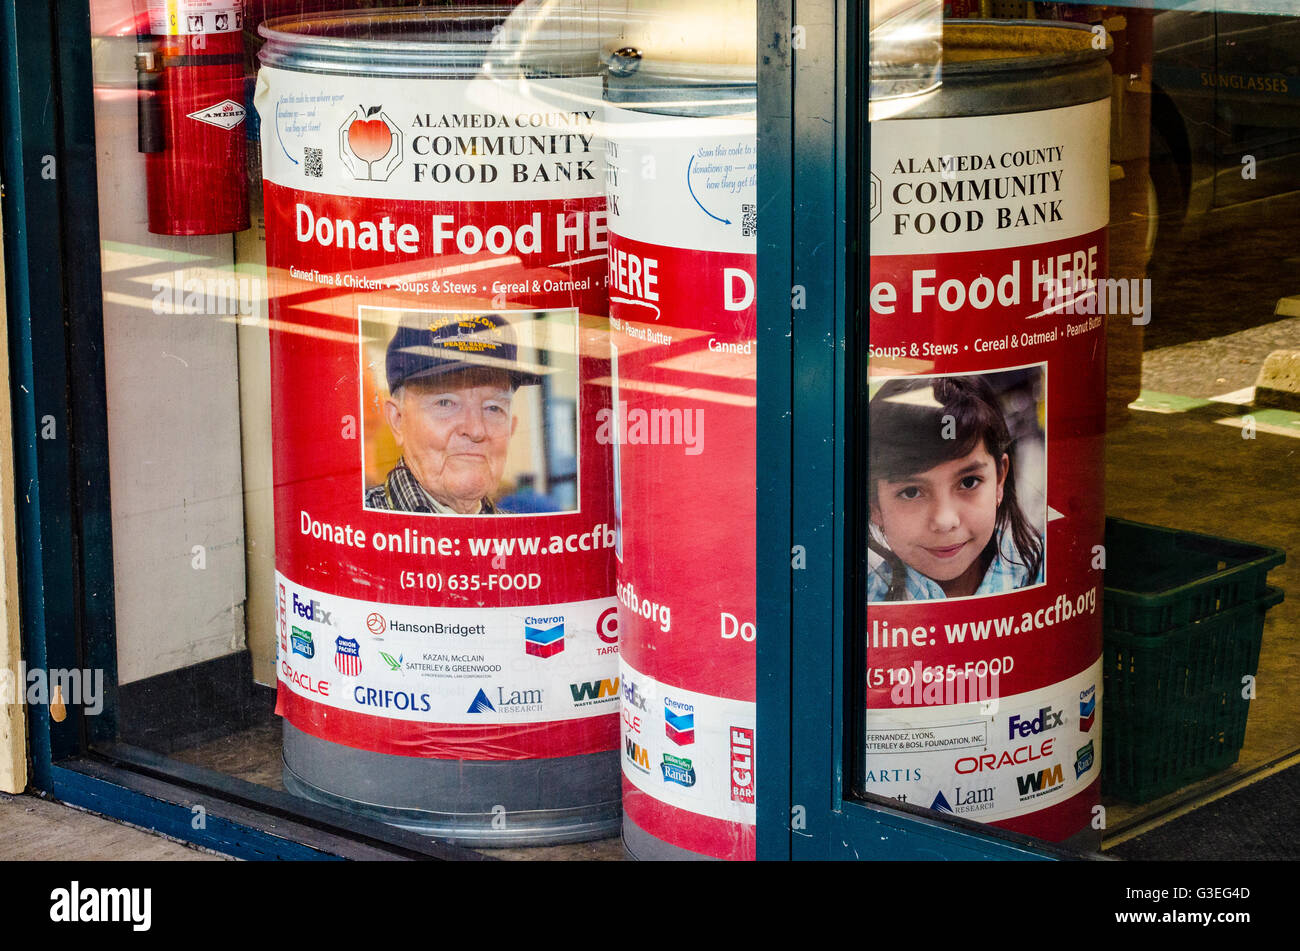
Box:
524;617;565;658
624;736;650;772
570;677;620;707
661;753;696;787
334;637;361;676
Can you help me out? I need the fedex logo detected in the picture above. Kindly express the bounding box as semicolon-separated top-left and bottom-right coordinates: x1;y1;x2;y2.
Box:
293;593;332;625
1008;706;1063;739
730;727;755;804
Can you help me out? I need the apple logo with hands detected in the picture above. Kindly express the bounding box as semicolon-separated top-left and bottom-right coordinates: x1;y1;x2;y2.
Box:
339;105;403;182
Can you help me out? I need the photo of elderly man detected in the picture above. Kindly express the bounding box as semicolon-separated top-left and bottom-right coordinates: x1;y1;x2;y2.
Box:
364;313;542;515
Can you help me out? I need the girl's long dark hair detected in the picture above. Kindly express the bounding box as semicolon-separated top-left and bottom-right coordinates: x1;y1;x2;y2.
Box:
867;375;1043;600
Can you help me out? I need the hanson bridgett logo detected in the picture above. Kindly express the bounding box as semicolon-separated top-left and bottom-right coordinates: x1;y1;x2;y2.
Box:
293;593;332;625
467;689;496;714
1079;685;1097;732
570;677;620;706
1016;763;1065;800
290;626;314;659
661;753;696;787
524;617;565;658
367;612;387;636
664;697;695;746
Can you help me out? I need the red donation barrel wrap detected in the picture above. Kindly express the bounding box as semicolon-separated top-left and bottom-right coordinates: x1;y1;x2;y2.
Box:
141;0;250;235
604;0;758;861
255;7;619;845
864;22;1110;846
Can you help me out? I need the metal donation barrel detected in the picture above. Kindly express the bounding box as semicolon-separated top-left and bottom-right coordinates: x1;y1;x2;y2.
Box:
255;4;620;846
864;21;1110;847
603;0;758;860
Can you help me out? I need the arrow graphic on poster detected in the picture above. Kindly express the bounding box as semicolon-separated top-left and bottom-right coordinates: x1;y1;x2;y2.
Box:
687;156;730;225
1047;506;1065;522
610;296;661;321
275;99;299;165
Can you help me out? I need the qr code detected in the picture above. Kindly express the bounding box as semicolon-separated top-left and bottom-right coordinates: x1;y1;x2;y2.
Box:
742;203;756;237
304;147;323;178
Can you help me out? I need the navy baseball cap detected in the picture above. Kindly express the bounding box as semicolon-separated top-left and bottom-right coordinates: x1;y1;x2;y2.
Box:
386;313;543;392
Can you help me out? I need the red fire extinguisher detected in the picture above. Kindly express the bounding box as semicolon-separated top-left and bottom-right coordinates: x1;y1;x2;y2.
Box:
137;2;249;235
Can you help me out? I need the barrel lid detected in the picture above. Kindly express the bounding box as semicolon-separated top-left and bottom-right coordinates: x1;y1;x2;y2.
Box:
873;19;1110;86
258;3;609;78
599;0;756;111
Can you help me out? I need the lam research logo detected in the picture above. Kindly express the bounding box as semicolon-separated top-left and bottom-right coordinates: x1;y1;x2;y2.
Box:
1079;685;1097;732
661;753;696;787
334;636;362;676
524;616;565;658
930;785;995;816
340;105;402;181
467;688;496;714
187;99;246;131
290;626;314;659
663;697;695;746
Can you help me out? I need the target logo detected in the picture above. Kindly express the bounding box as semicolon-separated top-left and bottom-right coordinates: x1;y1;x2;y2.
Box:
366;612;387;636
596;607;619;644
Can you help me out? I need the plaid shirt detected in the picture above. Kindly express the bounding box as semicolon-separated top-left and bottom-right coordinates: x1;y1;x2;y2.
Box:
364;458;498;515
867;526;1043;602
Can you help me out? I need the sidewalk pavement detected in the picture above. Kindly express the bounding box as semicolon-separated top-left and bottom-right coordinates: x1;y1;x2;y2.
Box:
0;792;228;861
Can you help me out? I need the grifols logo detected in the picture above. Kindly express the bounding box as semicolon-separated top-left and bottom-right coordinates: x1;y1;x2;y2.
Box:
340;105;402;181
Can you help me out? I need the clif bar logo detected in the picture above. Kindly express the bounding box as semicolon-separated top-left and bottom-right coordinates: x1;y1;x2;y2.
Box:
277;583;288;653
340;106;402;182
730;727;755;804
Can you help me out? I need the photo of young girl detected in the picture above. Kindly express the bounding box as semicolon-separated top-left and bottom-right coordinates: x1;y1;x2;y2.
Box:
866;368;1046;602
